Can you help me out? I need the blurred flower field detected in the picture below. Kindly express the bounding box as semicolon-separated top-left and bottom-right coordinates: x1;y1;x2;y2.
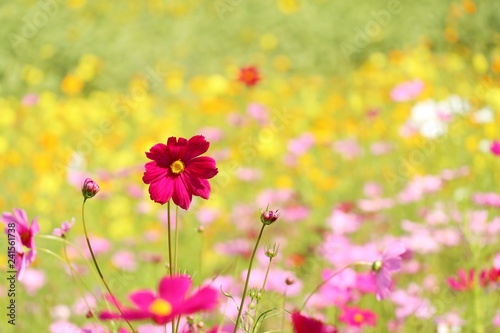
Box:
1;0;500;332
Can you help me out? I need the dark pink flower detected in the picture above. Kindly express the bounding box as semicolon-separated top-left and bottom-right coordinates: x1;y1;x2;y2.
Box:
339;306;377;328
2;208;39;280
491;140;500;156
142;135;218;210
291;311;337;333
372;241;406;300
99;275;218;325
446;269;475;291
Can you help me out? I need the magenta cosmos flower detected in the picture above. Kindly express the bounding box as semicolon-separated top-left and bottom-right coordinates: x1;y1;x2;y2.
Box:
99;275;218;325
372;241;406;300
339;306;377;328
2;208;39;280
291;312;337;333
142;135;218;210
491;140;500;156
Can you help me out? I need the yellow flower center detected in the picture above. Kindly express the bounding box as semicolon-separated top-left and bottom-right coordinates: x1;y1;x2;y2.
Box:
354;313;364;323
148;299;172;316
170;160;185;174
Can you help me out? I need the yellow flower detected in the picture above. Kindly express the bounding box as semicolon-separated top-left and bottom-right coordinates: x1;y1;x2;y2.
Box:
61;74;84;96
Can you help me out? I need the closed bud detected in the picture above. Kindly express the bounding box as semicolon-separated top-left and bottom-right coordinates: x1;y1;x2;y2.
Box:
82;178;100;199
285;276;295;285
260;208;280;225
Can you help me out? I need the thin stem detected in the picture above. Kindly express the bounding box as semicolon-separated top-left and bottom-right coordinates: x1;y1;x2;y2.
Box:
82;200;137;333
300;262;371;311
167;201;173;277
251;257;273;333
174;204;179;274
233;224;267;333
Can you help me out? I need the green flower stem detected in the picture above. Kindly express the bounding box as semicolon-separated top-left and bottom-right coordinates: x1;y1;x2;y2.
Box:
167;201;173;277
251;257;273;333
82;200;137;333
174;205;179;274
301;261;371;311
39;247;104;327
233;224;267;333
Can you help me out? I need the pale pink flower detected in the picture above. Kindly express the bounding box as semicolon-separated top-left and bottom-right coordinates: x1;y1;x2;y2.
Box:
112;250;137;272
287;133;315;155
435;312;465;332
22;93;39;106
372;242;406;300
196;207;220;226
390;79;424;102
235;167;262;182
492;311;500;327
20;268;46;295
49;320;80;333
199;127;224;143
52;218;75;238
247;103;269;125
333;139;362;159
327;209;361;235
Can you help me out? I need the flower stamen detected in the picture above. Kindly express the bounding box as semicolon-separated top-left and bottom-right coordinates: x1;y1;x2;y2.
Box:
149;299;172;316
170;160;185;174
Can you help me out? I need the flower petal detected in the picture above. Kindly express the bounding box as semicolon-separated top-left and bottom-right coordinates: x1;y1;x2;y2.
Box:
129;290;156;311
173;286;218;316
143;161;169;184
158;275;192;307
145;143;170;166
148;176;174;204
181;173;211;200
172;177;192;210
186;156;218;179
167;137;188;160
182;135;210;161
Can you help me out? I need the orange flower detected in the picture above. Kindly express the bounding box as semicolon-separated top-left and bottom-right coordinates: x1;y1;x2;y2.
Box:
238;66;260;87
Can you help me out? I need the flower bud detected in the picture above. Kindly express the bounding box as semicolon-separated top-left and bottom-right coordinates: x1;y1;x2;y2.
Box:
285;276;295;285
82;178;100;199
372;260;382;272
260;209;280;225
265;243;280;258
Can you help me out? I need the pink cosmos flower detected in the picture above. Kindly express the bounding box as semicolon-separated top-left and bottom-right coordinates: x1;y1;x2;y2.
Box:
20;268;46;295
390;79;424;102
22;93;39;106
99;275;218;325
291;311;337;333
372;241;406;300
446;269;475;291
339;306;377;328
52;218;75;238
2;208;40;280
142;135;218;210
491;140;500;156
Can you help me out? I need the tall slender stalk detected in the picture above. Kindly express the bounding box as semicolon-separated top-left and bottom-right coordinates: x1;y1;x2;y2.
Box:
251;257;273;333
167;201;173;277
233;224;267;333
82;199;137;333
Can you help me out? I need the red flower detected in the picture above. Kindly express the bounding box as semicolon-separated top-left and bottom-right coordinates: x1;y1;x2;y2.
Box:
142;135;218;210
238;66;260;87
291;312;337;333
339;306;377;328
